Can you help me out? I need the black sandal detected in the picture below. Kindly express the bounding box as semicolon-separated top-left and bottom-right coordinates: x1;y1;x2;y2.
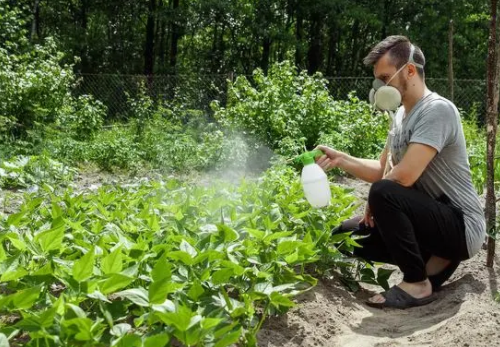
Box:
365;286;437;309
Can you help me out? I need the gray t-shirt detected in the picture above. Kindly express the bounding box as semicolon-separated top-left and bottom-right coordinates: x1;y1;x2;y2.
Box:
389;92;485;258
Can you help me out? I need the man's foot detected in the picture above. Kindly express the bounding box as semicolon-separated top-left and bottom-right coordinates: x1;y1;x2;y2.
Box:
367;279;433;305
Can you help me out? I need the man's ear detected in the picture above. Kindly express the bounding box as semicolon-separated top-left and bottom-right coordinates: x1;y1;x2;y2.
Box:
407;64;417;78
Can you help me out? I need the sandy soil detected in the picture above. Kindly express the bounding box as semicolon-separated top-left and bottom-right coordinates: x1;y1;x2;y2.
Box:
258;178;500;347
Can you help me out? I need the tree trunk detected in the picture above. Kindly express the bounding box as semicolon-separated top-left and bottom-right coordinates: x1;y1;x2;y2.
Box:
144;0;157;76
486;0;499;268
295;4;304;68
326;21;337;76
30;0;41;41
262;36;271;73
169;0;180;75
307;11;323;74
448;20;454;101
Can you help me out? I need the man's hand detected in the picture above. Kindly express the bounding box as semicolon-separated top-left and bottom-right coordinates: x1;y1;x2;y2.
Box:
314;145;345;172
359;203;375;228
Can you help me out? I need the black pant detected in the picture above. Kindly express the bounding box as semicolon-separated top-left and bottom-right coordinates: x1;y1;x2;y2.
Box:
341;179;469;283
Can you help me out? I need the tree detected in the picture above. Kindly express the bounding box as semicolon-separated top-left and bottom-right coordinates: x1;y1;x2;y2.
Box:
485;0;499;268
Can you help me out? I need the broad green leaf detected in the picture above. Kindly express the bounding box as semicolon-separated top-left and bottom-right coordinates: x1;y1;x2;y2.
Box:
149;279;184;304
151;257;171;282
148;214;160;232
110;323;131;337
36;226;64;253
214;327;242;347
72;248;95;282
6;234;26;251
0;333;8;347
143;333;170;347
101;247;123;275
201;317;223;330
179;240;197;257
62;317;93;341
270;292;295;308
67;303;87;318
263;231;293;242
6;211;25;227
187;280;204;301
277;241;300;255
1;267;28;282
167;251;193;265
87;290;111;303
246;228;265;240
157;305;193;332
0;245;7;262
115;288;149;307
217;224;239;242
100;274;134;294
212;268;234;285
12;286;41;310
116;334;142;347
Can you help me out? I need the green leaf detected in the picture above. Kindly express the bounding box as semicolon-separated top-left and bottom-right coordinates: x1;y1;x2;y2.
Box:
100;274;134;295
116;334;141;347
0;333;9;347
157;305;194;332
72;248;95;282
246;228;265;240
212;268;234;285
36;225;64;253
167;251;193;265
101;247;123;275
149;279;184;305
270;292;295;308
0;245;6;262
1;267;28;282
179;240;197;257
115;288;149;307
143;333;170;347
201;317;223;330
151;256;171;282
277;240;300;255
62;317;93;341
214;327;242;347
110;323;131;337
6;234;26;251
217;224;239;242
12;286;41;310
187;280;204;301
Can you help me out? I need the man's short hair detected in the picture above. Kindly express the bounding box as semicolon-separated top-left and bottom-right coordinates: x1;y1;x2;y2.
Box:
363;35;425;78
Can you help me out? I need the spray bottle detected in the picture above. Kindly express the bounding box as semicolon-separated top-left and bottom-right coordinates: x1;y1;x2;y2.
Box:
294;149;331;208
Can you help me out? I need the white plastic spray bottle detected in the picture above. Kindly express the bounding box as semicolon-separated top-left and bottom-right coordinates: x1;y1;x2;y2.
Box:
294;149;331;208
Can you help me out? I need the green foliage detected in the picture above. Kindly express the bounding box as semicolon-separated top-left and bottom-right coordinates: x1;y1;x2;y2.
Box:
58;95;106;141
317;94;388;159
0;0;29;52
0;154;76;189
213;61;387;159
0;164;357;346
0;37;74;139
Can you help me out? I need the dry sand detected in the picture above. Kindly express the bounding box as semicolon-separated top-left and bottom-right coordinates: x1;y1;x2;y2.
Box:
258;178;500;347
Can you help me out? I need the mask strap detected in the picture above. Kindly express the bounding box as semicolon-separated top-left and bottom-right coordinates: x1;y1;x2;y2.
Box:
408;44;424;69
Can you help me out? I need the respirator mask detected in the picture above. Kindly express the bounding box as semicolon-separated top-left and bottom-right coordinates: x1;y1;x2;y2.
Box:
369;44;423;112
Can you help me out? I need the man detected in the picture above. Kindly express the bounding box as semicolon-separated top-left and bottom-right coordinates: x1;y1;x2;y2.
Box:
316;35;485;309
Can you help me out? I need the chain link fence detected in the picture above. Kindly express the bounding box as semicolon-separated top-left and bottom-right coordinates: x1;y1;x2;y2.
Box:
74;74;487;121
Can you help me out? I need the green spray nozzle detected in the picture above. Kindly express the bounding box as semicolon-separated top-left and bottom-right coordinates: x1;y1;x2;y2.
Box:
294;149;324;165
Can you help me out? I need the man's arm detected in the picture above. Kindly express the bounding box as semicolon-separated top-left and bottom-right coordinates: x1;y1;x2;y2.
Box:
337;146;388;183
384;143;437;186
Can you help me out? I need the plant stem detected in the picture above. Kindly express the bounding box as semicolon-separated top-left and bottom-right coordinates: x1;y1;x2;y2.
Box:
255;300;270;333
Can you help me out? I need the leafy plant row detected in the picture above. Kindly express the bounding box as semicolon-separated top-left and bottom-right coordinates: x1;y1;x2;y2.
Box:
0;165;358;346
